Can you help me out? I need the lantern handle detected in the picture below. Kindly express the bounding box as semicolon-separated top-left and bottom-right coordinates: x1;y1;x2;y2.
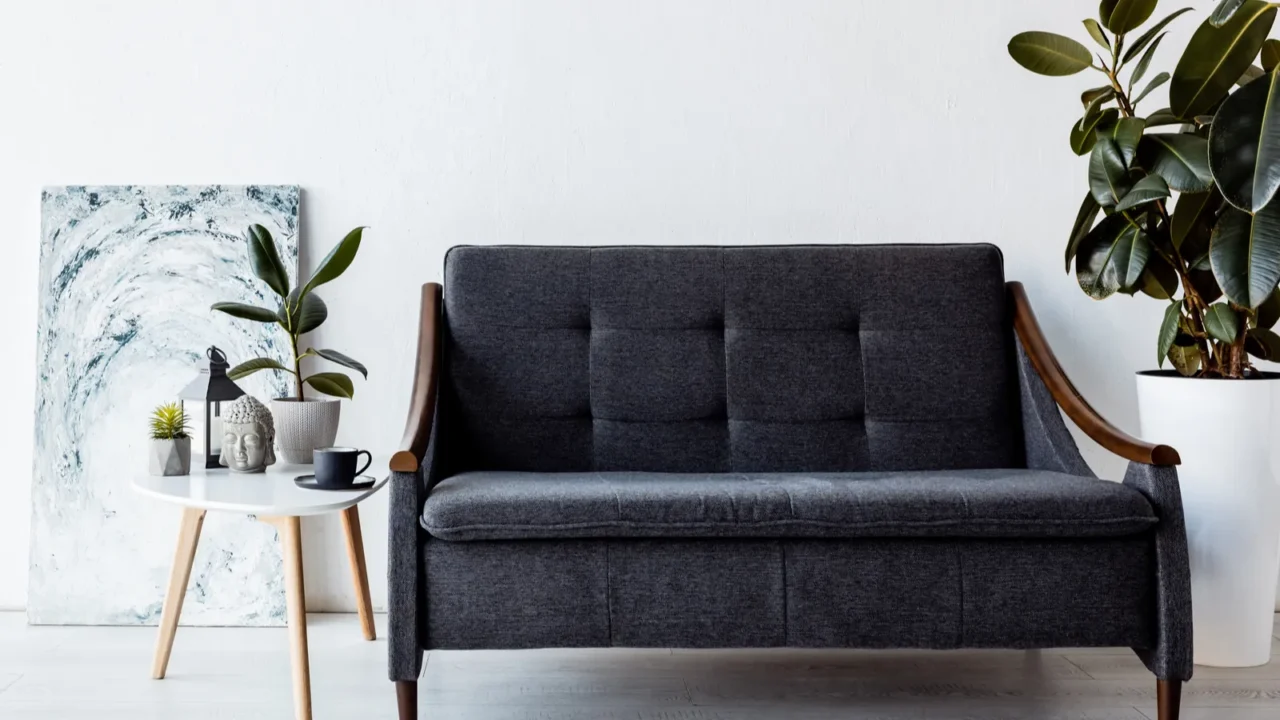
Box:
207;346;228;366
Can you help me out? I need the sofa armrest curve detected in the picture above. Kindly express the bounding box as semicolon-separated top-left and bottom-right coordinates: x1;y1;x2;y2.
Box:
390;282;443;473
1008;282;1180;467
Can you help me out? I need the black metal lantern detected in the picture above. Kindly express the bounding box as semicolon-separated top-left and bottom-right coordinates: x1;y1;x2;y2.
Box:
179;346;246;469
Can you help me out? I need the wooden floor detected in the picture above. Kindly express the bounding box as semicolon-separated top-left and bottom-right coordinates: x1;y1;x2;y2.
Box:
1;612;1277;719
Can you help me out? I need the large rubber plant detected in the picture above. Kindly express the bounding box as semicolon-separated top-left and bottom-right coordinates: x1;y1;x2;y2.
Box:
1009;0;1280;378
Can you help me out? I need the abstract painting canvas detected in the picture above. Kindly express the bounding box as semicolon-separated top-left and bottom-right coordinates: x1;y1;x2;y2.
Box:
29;185;299;626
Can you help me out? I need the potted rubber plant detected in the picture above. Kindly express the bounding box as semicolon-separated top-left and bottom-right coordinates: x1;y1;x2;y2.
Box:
148;402;191;476
1008;0;1280;667
212;225;368;464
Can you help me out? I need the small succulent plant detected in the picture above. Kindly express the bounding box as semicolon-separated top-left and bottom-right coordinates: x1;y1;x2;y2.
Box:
149;402;190;440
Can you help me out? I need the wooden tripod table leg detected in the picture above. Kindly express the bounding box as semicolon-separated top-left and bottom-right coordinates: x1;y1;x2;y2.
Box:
263;515;312;720
340;505;376;640
152;507;206;680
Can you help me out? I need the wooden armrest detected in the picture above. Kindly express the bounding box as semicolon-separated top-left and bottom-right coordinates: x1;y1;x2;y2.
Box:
390;283;443;473
1008;282;1180;466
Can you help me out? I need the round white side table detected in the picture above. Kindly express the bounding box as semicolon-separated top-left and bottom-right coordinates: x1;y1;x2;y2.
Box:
132;461;389;720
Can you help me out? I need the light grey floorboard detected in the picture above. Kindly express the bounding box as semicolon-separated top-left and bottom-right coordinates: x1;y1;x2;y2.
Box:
1;612;1277;719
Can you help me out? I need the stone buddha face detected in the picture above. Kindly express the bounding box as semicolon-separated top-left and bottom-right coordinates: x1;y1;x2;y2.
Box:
217;396;276;473
223;422;269;472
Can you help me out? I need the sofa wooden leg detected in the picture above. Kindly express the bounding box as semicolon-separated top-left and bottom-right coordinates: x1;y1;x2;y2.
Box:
1157;679;1182;720
396;680;418;720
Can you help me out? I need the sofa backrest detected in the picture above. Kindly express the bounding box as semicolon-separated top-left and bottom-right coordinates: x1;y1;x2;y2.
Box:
438;245;1019;474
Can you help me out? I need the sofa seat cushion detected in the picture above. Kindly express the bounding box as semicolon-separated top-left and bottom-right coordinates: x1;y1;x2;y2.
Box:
421;470;1157;541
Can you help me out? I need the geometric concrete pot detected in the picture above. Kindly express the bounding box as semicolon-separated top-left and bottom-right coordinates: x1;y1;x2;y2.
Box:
271;398;340;465
149;437;192;476
1136;371;1280;668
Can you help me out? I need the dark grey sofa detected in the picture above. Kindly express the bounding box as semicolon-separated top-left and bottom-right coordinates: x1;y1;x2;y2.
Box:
387;245;1191;720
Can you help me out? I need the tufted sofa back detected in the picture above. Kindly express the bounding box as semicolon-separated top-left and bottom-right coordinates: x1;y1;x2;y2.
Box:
437;245;1020;475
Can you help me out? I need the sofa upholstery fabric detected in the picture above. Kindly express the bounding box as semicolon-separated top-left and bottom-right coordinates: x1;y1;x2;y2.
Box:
440;245;1018;475
422;536;1156;651
422;469;1157;541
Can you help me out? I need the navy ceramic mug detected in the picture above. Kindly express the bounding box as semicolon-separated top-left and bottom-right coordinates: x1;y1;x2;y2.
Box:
313;447;372;489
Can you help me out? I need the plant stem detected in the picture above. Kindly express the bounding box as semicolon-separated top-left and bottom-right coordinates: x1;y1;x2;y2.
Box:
1106;70;1136;117
1155;199;1216;374
291;334;304;400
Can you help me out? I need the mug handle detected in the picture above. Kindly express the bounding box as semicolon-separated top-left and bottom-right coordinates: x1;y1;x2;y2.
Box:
354;450;372;479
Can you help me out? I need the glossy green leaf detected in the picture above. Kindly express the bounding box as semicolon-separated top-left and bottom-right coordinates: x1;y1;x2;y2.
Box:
1137;133;1214;192
1211;203;1280;308
1008;32;1095;76
1067;193;1103;271
1246;326;1280;358
1171;1;1276;119
1085;19;1111;49
245;224;290;298
211;302;279;323
227;357;293;380
1076;213;1152;298
1256;287;1280;327
301;227;364;298
1168;343;1203;375
1107;116;1147;166
1263;39;1280;71
1209;70;1280;212
1081;87;1117;127
1072;108;1119;155
1171;189;1219;251
1129;32;1166;89
303;372;355;399
1158;300;1183;367
1204;302;1242;342
311;348;368;378
281;290;328;335
1210;0;1250;27
1140;252;1182;298
278;288;328;334
1115;174;1171;211
1083;85;1117;107
1101;0;1158;34
1134;72;1172;106
1090;137;1134;206
1146;107;1182;126
1124;8;1195;62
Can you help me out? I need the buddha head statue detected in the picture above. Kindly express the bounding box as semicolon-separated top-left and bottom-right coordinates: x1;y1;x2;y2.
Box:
218;396;275;473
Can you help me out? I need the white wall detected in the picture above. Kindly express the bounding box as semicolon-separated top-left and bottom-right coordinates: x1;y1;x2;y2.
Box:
2;0;1271;612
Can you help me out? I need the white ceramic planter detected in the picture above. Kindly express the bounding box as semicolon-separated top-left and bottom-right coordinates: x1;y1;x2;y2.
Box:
149;437;191;476
1136;371;1280;667
271;398;340;465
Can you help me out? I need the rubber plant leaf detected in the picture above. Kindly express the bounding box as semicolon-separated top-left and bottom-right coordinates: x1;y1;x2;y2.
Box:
1210;202;1280;308
1209;70;1280;212
1076;212;1152;298
1136;133;1214;193
1008;32;1094;76
245;224;290;298
1171;1;1276;119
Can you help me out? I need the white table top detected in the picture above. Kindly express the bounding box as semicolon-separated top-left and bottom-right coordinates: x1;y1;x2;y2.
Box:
132;458;389;516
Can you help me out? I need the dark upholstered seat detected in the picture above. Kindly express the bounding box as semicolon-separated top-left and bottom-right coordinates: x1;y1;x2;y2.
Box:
422;469;1157;541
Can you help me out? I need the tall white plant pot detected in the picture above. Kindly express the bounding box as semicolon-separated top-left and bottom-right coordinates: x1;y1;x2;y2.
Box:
271;398;340;465
1136;372;1280;667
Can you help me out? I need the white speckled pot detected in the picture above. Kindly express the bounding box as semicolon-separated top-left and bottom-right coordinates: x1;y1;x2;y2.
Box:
271;398;340;464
